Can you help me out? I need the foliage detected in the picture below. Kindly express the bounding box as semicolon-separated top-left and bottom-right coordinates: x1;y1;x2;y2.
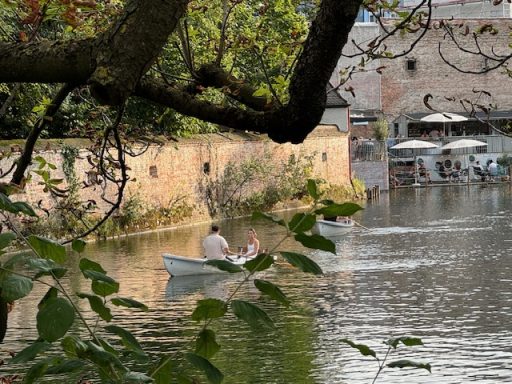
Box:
373;118;389;141
351;177;366;197
204;151;316;218
341;336;431;382
0;0;311;139
315;178;365;203
497;153;512;168
0;181;377;384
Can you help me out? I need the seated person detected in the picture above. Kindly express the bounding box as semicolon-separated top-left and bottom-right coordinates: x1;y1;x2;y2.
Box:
488;160;498;179
336;216;351;224
241;228;260;257
418;163;430;183
203;225;235;260
438;164;450;179
473;161;486;181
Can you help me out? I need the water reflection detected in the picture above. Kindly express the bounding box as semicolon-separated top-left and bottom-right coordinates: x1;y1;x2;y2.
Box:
2;186;512;383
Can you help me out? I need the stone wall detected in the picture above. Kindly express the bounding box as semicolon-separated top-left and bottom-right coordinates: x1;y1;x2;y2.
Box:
380;19;512;118
1;125;351;224
352;160;389;191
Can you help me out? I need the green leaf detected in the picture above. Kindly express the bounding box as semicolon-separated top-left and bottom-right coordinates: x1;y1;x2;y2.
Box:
2;253;28;269
288;213;316;233
0;193;25;215
11;341;51;364
385;336;424;349
37;297;75;342
83;340;124;369
196;329;220;359
26;258;67;279
251;211;286;227
231;300;274;329
294;233;335;253
38;287;58;310
97;337;119;356
27;235;67;264
340;339;377;358
0;232;16;250
254;279;290;306
0;273;33;301
205;259;242;273
280;251;323;275
77;293;112;322
191;298;227;321
315;202;363;217
186;353;224;384
45;359;85;374
12;201;37;217
23;360;49;384
104;325;146;357
387;360;432;373
151;356;174;384
79;258;106;273
111;297;148;311
61;335;88;358
82;270;119;297
243;253;274;272
307;179;320;199
72;239;86;253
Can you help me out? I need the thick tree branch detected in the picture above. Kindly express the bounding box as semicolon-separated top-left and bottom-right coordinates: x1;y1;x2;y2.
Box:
197;63;273;111
89;0;189;105
0;39;94;83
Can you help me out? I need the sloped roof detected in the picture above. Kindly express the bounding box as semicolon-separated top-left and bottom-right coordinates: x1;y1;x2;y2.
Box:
326;84;349;108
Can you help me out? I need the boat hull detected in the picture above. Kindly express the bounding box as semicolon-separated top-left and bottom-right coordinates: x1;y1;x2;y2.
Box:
311;220;354;237
162;254;248;277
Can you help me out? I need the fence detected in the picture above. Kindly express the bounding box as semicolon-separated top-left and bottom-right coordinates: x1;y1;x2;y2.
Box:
351;140;387;161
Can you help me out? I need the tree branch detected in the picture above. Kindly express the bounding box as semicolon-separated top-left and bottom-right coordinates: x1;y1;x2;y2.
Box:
10;83;76;187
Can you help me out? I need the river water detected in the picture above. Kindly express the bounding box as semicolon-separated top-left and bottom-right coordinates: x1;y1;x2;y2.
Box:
2;185;512;383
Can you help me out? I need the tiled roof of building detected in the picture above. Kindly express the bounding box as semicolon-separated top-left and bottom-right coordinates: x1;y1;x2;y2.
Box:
326;84;349;108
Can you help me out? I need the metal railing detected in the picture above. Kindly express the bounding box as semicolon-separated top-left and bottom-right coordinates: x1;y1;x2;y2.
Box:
351;140;387;161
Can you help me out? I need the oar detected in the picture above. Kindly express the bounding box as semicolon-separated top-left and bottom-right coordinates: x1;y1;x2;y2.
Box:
353;220;371;231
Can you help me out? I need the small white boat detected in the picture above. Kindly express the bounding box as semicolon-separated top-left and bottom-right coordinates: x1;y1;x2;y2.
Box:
162;253;251;277
311;219;354;237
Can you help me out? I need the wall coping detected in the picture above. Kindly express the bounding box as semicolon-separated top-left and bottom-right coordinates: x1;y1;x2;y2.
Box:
0;125;347;153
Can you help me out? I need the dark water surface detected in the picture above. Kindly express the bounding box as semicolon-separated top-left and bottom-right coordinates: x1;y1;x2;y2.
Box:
2;186;512;383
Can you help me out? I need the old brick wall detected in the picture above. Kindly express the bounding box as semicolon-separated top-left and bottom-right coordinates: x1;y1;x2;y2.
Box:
1;125;351;223
380;19;512;118
352;160;389;191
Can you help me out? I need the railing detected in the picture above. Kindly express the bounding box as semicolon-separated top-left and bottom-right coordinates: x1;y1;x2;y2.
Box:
351;140;387;161
387;135;511;158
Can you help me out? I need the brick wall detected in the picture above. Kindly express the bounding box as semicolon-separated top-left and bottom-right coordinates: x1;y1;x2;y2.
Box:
1;125;351;223
352;160;389;191
380;19;512;118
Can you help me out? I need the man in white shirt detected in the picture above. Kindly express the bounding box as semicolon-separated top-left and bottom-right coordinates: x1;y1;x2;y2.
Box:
488;160;498;180
203;225;231;260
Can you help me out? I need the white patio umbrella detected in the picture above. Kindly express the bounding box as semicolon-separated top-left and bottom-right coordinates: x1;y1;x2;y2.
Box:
420;112;468;137
440;138;487;150
390;140;439;186
441;139;487;183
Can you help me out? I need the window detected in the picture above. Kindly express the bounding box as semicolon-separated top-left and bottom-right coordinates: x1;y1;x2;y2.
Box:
149;165;158;178
322;152;328;162
406;58;417;72
203;162;210;175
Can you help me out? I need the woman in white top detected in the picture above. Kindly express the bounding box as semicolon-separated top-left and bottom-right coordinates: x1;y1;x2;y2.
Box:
242;228;260;257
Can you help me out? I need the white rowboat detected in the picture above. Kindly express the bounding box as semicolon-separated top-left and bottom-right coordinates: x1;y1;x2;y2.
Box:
311;219;354;237
162;253;252;277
